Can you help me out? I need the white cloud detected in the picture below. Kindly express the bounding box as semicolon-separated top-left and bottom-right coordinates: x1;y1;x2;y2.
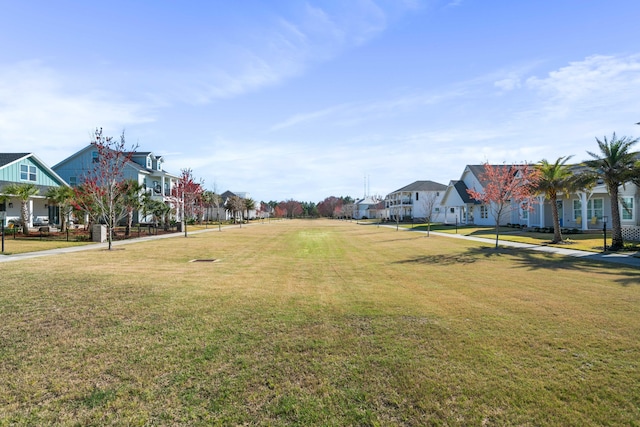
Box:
494;76;521;91
166;1;397;105
525;54;640;119
0;61;155;163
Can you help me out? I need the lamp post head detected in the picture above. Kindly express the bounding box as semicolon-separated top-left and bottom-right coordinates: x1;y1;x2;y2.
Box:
603;216;608;223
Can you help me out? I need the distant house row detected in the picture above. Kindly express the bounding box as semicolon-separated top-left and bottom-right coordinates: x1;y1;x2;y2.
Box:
353;164;640;242
0;144;250;228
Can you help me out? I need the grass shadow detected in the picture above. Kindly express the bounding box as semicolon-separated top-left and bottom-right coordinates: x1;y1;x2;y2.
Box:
393;254;477;265
462;246;640;286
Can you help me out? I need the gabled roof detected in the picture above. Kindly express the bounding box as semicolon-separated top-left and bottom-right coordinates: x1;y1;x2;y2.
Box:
355;196;381;205
0;153;31;168
441;179;479;206
391;180;447;193
53;144;178;178
220;190;236;201
452;180;476;204
0;153;70;190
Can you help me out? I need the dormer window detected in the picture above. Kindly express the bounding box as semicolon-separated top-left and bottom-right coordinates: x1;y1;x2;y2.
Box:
147;157;152;168
92;151;99;163
21;164;37;181
157;159;163;171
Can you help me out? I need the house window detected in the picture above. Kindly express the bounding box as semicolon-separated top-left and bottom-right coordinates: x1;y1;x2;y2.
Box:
434;207;440;213
450;207;455;214
590;198;603;220
415;192;419;201
147;157;151;168
69;176;77;187
92;151;99;163
573;200;581;220
621;197;634;220
20;165;36;181
480;205;488;219
521;203;528;220
573;199;604;221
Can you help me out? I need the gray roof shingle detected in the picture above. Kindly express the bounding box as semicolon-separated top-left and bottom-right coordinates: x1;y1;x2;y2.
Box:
0;153;30;168
392;180;447;193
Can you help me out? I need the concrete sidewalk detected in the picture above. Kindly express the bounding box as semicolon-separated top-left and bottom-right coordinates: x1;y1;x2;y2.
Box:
0;226;225;263
383;225;640;268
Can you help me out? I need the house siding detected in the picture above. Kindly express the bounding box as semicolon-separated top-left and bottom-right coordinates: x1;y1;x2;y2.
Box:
0;157;62;187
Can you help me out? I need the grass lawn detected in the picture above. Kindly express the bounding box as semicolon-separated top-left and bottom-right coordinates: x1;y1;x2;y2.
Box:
0;237;94;255
0;224;230;255
403;223;640;253
1;219;639;425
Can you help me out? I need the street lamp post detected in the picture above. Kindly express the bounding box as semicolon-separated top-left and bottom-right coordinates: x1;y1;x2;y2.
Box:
602;216;608;252
0;211;6;253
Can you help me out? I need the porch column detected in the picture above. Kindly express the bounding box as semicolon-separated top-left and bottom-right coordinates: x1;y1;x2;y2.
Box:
578;192;589;231
537;195;545;227
28;199;33;227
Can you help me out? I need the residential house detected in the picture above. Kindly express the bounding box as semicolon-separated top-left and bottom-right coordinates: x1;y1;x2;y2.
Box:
353;196;383;220
384;180;447;222
0;153;69;228
441;164;640;241
53;145;179;223
440;165;494;226
530;166;640;240
220;190;256;221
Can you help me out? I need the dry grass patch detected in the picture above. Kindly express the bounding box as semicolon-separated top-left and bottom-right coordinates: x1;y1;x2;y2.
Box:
1;220;639;425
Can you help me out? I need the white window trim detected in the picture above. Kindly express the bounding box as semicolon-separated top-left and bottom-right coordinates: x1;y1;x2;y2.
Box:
621;197;634;221
20;164;37;182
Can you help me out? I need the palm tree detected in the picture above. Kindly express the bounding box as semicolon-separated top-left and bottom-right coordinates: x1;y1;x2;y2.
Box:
45;185;75;233
535;156;590;243
1;183;39;235
584;133;640;250
120;180;144;237
146;199;172;229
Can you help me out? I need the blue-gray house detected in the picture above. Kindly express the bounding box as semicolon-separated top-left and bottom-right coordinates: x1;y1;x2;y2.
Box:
0;153;69;228
53;144;179;223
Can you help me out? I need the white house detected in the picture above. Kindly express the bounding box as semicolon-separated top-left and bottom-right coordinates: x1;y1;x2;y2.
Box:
353;196;383;220
384;180;447;222
441;163;640;241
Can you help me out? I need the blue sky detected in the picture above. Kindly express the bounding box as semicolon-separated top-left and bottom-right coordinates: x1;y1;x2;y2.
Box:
1;1;639;203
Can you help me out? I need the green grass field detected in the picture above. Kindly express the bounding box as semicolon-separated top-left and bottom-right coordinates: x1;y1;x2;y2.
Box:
400;222;640;253
1;219;639;425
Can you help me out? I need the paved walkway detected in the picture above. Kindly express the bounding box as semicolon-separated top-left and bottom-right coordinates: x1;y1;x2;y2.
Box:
381;225;640;268
0;226;225;263
1;223;640;268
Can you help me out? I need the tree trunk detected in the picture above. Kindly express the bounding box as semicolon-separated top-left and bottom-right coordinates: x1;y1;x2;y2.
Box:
609;184;624;250
21;201;29;235
550;193;562;243
60;208;67;233
125;209;133;237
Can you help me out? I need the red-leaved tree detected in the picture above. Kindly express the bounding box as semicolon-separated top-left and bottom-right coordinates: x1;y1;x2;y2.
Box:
317;196;343;218
74;128;137;250
170;168;204;237
467;162;540;248
279;199;303;219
